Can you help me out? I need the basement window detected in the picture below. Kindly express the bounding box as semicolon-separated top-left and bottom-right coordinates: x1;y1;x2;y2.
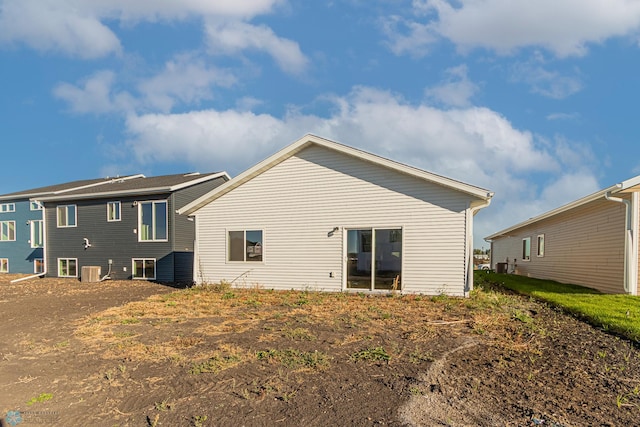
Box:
0;258;8;273
132;258;156;280
58;258;78;277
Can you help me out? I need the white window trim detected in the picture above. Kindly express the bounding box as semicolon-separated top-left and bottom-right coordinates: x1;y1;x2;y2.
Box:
107;201;121;222
0;258;8;273
30;201;43;211
58;258;78;278
522;237;531;261
0;203;15;213
30;220;43;248
0;221;16;241
132;258;156;280
536;234;545;257
138;201;168;242
34;258;44;274
57;205;77;228
226;229;265;263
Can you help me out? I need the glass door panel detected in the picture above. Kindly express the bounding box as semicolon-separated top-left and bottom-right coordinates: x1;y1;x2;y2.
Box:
346;229;372;289
374;229;402;290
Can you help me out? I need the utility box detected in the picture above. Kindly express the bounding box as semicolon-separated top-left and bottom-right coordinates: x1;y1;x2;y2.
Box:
81;266;101;283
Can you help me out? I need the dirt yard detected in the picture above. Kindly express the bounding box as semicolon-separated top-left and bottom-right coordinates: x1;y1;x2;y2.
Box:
0;274;639;427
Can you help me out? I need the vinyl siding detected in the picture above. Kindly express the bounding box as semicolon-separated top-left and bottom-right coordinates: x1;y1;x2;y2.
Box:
194;145;474;295
491;196;626;294
45;195;178;282
172;176;227;251
0;198;44;273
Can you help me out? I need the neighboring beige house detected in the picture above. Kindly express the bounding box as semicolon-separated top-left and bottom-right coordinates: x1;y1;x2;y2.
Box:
178;134;493;296
485;176;640;295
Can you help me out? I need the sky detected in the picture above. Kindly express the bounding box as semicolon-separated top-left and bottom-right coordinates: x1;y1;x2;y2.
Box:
2;0;640;249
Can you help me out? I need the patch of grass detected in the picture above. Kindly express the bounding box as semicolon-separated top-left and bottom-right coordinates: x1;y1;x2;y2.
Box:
121;317;141;325
409;349;434;364
256;348;329;370
351;346;391;363
190;354;243;374
282;327;316;341
479;272;640;342
26;393;53;406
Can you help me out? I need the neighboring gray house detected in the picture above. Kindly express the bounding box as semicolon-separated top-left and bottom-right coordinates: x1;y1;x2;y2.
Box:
486;175;640;295
178;134;494;296
0;177;129;275
35;172;229;283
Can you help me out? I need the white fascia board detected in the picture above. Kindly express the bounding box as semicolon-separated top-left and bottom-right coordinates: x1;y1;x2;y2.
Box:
168;171;231;191
35;187;171;202
178;134;493;216
484;185;622;241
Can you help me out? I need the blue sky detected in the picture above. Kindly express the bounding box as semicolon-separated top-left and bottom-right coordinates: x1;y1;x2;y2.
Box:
2;0;640;248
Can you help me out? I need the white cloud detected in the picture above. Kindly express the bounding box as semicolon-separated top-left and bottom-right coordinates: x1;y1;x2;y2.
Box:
0;1;121;58
546;112;580;121
388;0;640;57
425;64;479;107
53;71;135;114
510;56;583;99
119;85;600;246
0;0;285;58
205;20;309;75
138;54;237;112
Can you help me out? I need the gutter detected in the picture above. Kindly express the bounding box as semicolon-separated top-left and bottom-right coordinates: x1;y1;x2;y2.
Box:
10;202;47;283
466;197;493;294
604;191;638;295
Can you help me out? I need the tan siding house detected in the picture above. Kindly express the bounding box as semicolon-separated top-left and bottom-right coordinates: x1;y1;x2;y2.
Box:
179;134;493;296
486;178;640;295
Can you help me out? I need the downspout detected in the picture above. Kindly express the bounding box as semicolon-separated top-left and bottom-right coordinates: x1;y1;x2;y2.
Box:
466;197;492;295
604;191;636;294
10;201;47;283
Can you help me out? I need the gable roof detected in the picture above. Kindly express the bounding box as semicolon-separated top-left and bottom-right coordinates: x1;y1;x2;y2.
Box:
0;175;144;201
178;134;494;216
485;174;640;241
34;172;230;202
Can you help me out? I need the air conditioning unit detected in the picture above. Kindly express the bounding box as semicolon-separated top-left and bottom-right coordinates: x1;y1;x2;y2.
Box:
81;266;101;283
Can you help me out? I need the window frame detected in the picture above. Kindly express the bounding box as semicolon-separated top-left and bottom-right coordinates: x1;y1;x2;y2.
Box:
58;258;78;278
57;205;77;228
107;201;121;222
522;237;531;261
30;220;43;248
0;203;15;213
34;258;44;274
138;201;168;242
0;221;16;241
0;258;8;273
227;229;264;263
132;258;156;280
536;234;545;257
30;201;43;211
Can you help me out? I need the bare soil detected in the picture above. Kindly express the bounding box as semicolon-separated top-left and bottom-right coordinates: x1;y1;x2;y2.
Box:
0;274;639;427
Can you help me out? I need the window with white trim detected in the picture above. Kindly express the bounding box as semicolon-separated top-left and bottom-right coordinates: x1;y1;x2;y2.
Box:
0;203;15;213
57;205;77;227
0;258;8;273
132;258;156;279
30;220;43;248
228;230;263;262
34;258;44;274
0;221;16;241
30;201;43;211
537;234;545;257
139;201;167;241
107;201;121;222
58;258;77;277
522;237;531;261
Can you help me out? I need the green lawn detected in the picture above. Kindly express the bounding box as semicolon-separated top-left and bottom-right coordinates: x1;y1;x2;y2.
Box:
475;271;640;343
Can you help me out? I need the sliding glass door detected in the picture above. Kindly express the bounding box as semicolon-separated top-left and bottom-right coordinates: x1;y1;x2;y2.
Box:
346;228;402;291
